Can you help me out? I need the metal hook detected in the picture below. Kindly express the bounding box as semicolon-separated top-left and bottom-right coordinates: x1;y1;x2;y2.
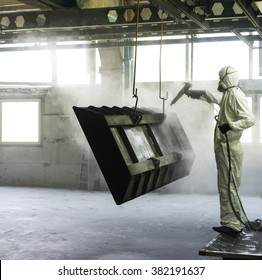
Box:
131;0;140;111
133;87;138;112
160;91;168;116
159;10;168;116
130;88;142;125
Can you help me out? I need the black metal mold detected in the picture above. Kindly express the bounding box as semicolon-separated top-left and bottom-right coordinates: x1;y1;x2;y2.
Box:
73;106;195;205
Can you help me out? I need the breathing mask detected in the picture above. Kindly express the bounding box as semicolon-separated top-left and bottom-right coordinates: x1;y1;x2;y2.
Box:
217;66;238;92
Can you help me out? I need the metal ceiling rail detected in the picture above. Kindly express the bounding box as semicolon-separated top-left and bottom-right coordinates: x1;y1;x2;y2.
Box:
235;0;262;38
152;0;210;30
0;3;261;47
0;34;260;52
0;5;172;29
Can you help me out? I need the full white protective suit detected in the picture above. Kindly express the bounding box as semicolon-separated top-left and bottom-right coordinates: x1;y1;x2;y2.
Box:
195;66;255;235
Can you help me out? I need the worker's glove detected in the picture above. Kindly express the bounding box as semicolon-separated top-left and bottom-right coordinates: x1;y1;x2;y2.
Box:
218;123;231;134
185;90;205;99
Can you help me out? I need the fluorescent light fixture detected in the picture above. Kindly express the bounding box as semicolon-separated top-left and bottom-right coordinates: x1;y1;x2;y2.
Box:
255;1;262;13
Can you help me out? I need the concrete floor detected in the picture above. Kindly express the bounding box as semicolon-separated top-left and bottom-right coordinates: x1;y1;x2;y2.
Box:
0;186;261;260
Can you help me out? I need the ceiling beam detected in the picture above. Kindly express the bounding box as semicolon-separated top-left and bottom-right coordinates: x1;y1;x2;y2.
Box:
231;28;255;48
0;4;259;45
37;0;63;8
0;0;51;13
152;0;209;30
0;34;261;52
37;0;77;8
19;0;52;9
235;0;262;38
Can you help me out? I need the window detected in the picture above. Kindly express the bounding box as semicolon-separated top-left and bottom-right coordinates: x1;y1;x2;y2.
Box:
260;97;262;143
241;96;253;143
0;100;41;144
253;41;262;79
0;50;52;84
193;41;249;80
136;43;186;82
56;48;90;85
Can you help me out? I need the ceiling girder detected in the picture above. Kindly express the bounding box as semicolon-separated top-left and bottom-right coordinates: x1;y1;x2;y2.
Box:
231;28;255;48
0;33;260;52
37;0;77;8
37;0;64;8
152;0;210;30
0;2;261;47
235;0;262;38
0;0;51;13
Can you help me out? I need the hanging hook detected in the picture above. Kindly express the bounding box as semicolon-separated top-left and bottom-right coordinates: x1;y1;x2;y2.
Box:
160;91;168;116
131;88;142;125
132;0;140;107
159;10;168;116
129;0;142;126
133;87;138;112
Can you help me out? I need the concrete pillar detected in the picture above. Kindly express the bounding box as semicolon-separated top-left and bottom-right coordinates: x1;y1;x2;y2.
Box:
259;41;262;77
77;0;124;102
75;0;125;190
98;48;124;103
86;48;96;85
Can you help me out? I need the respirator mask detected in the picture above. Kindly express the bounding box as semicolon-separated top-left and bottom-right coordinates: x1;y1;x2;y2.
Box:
217;66;238;92
217;81;226;92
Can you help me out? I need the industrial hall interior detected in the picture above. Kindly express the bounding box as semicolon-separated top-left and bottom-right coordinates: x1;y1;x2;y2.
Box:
1;0;262;260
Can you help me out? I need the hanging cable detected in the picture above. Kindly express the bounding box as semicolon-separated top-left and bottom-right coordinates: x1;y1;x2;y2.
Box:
214;115;262;233
159;10;168;115
132;0;140;113
224;132;262;232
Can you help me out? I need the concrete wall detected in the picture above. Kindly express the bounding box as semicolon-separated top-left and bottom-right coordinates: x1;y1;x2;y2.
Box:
0;84;124;191
0;64;261;198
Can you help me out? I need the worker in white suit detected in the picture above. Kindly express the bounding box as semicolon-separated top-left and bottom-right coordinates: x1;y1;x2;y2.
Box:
187;66;255;237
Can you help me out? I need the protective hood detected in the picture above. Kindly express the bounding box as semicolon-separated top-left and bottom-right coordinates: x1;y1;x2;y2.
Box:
218;66;239;89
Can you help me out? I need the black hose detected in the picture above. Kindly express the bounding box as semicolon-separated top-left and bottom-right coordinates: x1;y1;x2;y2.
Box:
224;132;262;232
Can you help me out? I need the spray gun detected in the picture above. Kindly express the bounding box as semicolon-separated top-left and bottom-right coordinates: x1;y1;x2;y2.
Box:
185;90;207;99
170;82;192;106
170;82;208;106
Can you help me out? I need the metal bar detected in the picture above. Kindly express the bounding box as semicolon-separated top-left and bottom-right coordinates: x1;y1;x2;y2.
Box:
0;3;260;45
0;5;169;31
37;0;64;8
0;34;261;53
37;0;77;8
152;0;209;30
150;0;183;21
106;113;164;127
128;152;187;176
235;0;262;38
0;8;259;45
231;28;254;48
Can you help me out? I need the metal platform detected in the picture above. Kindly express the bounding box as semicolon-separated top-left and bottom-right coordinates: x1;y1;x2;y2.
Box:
73;106;195;205
199;231;262;260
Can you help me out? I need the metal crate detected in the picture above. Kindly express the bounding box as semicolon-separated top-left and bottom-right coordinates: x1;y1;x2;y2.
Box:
73;106;195;205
